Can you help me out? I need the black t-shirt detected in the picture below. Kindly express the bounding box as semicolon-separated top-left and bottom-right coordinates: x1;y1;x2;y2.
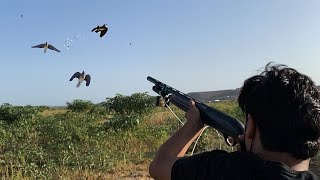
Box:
171;150;319;180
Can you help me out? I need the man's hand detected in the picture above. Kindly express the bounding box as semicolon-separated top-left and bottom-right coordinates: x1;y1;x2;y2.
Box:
185;100;204;130
149;100;206;180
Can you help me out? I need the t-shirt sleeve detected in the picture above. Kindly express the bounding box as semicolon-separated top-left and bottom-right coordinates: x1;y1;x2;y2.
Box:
171;150;227;180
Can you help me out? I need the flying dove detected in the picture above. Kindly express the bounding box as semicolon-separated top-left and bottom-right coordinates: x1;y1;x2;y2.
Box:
91;24;108;38
32;42;60;53
69;70;91;88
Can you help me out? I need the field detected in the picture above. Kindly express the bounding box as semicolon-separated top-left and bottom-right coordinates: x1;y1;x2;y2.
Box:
0;94;319;179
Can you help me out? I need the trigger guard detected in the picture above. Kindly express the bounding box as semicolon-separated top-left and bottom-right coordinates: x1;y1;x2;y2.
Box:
225;136;237;146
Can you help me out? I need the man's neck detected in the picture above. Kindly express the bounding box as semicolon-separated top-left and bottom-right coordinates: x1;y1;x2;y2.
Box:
249;130;310;172
256;150;310;171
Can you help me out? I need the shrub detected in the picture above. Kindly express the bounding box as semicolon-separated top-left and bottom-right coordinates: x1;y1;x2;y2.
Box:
66;100;94;112
103;92;155;116
0;103;40;123
102;92;155;131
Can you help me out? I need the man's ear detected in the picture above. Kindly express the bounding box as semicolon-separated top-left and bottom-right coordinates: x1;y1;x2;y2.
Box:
245;114;256;139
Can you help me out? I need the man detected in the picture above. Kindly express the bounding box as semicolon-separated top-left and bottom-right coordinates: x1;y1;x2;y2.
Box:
149;63;320;180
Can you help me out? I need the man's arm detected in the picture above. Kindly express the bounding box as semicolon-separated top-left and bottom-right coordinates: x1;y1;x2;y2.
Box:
149;100;204;180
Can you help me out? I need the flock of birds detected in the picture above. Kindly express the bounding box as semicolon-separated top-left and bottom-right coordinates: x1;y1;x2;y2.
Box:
30;24;109;88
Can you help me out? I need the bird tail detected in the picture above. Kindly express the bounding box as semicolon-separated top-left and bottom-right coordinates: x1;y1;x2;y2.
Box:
76;82;81;88
44;48;47;53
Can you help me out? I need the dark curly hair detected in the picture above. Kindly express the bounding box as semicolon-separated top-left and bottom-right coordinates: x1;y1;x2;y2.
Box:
238;63;320;159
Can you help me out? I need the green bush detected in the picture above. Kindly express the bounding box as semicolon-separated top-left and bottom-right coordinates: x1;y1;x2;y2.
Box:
103;92;155;116
102;93;155;131
66;100;95;112
105;114;140;131
36;106;49;112
66;100;108;116
0;103;40;123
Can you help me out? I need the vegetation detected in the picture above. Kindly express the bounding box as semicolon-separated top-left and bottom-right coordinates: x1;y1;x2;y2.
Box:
0;93;319;179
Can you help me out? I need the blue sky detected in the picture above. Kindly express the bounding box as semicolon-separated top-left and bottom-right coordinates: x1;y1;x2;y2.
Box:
1;0;320;106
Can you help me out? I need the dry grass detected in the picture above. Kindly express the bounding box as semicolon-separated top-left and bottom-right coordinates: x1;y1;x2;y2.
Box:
104;161;152;180
47;162;152;180
41;109;68;117
149;110;181;125
0;163;152;180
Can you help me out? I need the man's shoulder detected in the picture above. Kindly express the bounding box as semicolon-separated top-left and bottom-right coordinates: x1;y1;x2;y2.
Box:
221;151;319;180
172;150;319;180
202;149;260;163
177;150;260;166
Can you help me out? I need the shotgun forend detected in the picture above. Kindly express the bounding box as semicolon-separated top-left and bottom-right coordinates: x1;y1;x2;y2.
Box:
147;76;245;146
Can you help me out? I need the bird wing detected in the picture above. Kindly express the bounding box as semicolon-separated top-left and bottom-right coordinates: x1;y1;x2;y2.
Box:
32;43;46;48
84;74;91;86
91;26;99;32
48;44;60;52
70;72;81;81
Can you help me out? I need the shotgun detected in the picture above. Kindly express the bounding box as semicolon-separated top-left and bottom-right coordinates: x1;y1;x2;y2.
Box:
147;76;244;146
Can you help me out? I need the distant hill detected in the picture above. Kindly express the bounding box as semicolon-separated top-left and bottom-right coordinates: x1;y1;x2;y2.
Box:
188;86;320;103
188;89;240;103
47;106;67;109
